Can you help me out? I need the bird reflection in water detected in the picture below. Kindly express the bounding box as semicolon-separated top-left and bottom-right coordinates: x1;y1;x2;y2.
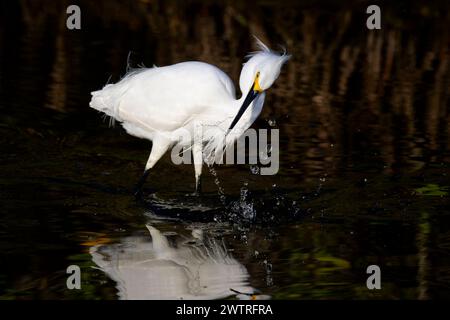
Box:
90;224;260;300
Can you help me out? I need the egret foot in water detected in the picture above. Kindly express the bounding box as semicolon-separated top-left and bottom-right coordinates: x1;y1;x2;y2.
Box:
192;176;202;197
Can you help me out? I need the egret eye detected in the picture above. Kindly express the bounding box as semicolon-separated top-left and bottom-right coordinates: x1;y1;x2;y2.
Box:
256;71;260;78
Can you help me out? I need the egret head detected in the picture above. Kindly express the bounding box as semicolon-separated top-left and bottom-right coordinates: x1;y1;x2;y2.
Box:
229;37;291;131
240;38;291;93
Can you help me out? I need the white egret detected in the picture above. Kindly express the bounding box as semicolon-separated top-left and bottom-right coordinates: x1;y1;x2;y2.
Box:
89;38;290;195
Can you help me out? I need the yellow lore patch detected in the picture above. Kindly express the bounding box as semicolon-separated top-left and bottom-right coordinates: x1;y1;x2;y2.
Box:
254;72;263;93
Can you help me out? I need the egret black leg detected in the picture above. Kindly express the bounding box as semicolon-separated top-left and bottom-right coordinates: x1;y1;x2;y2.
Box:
134;169;150;198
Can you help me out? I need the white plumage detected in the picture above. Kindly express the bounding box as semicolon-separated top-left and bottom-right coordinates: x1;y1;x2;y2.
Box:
89;38;290;194
90;225;254;300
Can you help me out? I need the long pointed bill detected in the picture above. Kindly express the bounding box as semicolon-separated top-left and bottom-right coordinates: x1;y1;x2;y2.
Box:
227;85;259;134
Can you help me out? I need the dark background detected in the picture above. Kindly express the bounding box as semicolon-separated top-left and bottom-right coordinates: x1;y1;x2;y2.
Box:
0;0;449;299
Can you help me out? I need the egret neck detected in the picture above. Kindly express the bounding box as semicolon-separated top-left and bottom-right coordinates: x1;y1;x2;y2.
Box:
228;90;265;137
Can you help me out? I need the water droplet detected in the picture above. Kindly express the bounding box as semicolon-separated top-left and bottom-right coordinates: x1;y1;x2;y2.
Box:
259;144;272;161
263;260;273;274
208;167;227;206
250;165;260;175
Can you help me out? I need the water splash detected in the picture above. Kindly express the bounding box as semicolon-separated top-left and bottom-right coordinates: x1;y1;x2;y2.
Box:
230;183;257;221
208;166;227;206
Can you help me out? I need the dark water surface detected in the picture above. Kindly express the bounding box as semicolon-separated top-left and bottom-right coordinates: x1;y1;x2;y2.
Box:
0;0;449;299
